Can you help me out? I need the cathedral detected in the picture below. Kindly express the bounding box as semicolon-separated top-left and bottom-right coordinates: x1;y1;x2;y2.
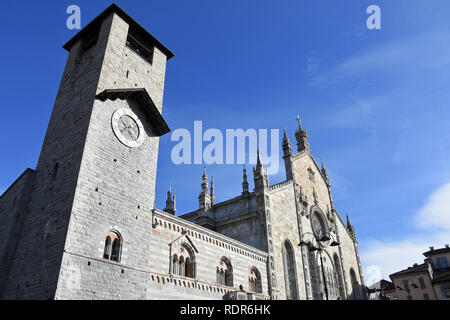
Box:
0;4;365;300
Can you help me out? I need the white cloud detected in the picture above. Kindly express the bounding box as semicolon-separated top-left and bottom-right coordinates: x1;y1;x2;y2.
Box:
360;182;450;286
307;31;450;89
414;182;450;232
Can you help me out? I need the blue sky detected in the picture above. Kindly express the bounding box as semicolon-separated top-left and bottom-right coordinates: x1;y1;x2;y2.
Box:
1;1;449;285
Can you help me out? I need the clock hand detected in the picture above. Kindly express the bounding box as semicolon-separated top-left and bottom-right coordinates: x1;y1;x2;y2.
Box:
127;127;136;140
119;118;128;130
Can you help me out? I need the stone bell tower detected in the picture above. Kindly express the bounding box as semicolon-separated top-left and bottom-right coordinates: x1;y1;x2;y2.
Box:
0;4;174;299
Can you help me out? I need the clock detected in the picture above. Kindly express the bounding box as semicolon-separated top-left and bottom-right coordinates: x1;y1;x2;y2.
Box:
111;108;145;148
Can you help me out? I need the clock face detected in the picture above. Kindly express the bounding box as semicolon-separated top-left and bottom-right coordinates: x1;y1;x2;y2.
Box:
111;108;145;148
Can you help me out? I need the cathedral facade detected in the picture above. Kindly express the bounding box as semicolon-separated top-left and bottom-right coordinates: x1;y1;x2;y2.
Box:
0;4;365;300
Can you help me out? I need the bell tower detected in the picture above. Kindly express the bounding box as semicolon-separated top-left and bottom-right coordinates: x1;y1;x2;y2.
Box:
0;4;174;300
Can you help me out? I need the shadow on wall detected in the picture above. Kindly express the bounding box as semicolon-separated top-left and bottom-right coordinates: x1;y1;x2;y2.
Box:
346;284;367;300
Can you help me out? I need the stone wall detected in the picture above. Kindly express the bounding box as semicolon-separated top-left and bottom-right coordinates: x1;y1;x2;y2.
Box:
0;169;35;294
55;207;269;300
54;12;169;299
0;12;115;300
150;210;269;299
286;150;364;299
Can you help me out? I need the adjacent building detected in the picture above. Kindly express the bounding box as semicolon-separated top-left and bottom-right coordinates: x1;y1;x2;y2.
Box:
367;279;395;300
424;245;450;300
389;245;450;300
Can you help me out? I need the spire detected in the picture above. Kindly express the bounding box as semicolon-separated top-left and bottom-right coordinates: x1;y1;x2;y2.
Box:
202;164;207;179
201;165;208;193
282;128;292;157
346;213;356;240
173;194;176;212
295;115;310;153
164;184;176;215
199;165;212;210
283;128;290;144
242;165;249;194
321;160;329;185
256;148;263;171
253;148;269;190
210;176;216;206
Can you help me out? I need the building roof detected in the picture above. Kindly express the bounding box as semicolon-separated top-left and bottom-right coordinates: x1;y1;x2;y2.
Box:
423;246;450;257
390;263;428;278
368;279;395;291
63;3;174;60
96;88;170;136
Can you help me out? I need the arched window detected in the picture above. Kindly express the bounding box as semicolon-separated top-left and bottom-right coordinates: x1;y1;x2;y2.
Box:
350;268;360;300
103;236;111;259
103;230;122;262
249;267;262;293
333;254;345;299
173;254;179;274
111;239;120;262
220;269;225;285
307;250;322;299
216;267;220;283
179;256;185;277
217;257;233;287
185;257;192;277
282;240;298;300
171;243;196;279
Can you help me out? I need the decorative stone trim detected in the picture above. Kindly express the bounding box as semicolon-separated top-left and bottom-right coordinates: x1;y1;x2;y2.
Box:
269;179;293;190
154;210;268;262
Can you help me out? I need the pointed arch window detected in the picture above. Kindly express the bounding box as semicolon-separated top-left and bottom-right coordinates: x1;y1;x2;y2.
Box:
171;243;196;278
179;256;185;277
172;254;179;274
249;267;262;293
282;240;298;299
333;254;345;299
217;257;233;287
185;257;192;277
